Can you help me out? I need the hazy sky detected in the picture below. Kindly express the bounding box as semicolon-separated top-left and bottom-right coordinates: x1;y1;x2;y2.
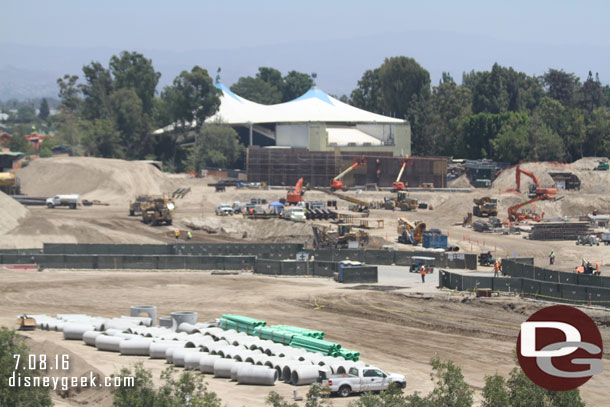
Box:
3;0;609;50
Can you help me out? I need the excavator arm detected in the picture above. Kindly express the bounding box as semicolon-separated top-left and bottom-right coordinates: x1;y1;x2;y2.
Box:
287;177;305;204
515;165;540;192
507;194;550;222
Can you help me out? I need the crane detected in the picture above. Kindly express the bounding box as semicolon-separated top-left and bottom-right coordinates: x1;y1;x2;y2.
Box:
286;177;304;205
391;157;410;192
330;157;366;191
515;165;557;198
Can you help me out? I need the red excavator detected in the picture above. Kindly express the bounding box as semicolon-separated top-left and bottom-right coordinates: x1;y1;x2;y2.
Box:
287;178;304;205
515;165;557;198
391;157;411;192
507;194;549;222
330;157;366;191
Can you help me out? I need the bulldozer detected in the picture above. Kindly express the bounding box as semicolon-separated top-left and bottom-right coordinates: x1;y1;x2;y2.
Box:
142;196;175;226
17;315;36;331
473;197;498;217
397;217;426;245
129;195;151;216
0;172;21;195
384;191;418;211
312;224;369;249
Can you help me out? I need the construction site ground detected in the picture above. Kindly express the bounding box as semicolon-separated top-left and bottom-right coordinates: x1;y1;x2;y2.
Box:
2;157;610;406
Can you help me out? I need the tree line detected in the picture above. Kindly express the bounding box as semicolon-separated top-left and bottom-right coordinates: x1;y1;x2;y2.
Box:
3;50;609;169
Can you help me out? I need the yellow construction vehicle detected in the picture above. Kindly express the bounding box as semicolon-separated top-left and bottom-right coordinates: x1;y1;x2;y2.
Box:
129;195;151;216
17;315;36;331
312;224;369;249
397;217;426;245
0;172;20;195
385;191;418;211
473;197;498;217
142;196;175;226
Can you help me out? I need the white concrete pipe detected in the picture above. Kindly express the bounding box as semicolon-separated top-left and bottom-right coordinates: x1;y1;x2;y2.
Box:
185;336;215;348
213;358;236;378
219;329;238;340
149;341;185;359
291;365;321;386
177;322;200;334
130;305;157;326
82;330;103;346
195;322;216;330
263;357;283;369
199;354;222;373
120;316;153;326
104;329;134;338
245;354;267;365
210;345;234;357
201;340;229;353
172;348;202;367
230;362;251;381
49;321;65;332
231;349;253;362
170;311;197;331
237;365;278;386
102;319;139;331
120;339;153;356
281;362;305;382
57;314;88;320
63;323;94;340
202;327;224;339
184;351;206;370
95;335;124;352
304;354;326;365
218;345;242;359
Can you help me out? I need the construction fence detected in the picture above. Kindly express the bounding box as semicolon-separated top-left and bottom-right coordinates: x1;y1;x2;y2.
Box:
254;259;378;283
438;270;610;308
502;258;610;289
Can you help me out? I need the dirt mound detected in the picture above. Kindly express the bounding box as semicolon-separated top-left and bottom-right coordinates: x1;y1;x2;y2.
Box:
492;162;561;191
447;174;472;188
570;156;609;170
184;217;314;243
16;157;177;204
0;191;29;234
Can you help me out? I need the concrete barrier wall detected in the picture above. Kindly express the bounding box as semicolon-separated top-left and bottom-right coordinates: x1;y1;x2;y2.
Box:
440;270;610;307
502;258;610;289
340;266;378;283
313;261;336;277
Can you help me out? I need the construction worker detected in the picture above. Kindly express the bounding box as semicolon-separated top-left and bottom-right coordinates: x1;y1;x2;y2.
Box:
494;260;500;277
549;251;556;265
187;231;192;240
420;265;426;283
174;230;180;241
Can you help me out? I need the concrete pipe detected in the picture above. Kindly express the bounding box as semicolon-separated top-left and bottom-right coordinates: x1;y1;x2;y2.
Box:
184;351;206;370
170;311;198;331
95;335;124;352
130;305;157;326
120;339;153;356
159;317;172;328
199;354;222;374
202;327;224;339
256;339;274;351
104;329;134;338
291;365;321;386
237;365;278;386
210;345;234;357
245;354;267;365
185;336;215;348
63;323;94;340
82;330;103;346
149;341;183;359
263;357;282;370
201;340;229;353
230;362;251;381
231;349;253;362
177;322;201;334
219;329;238;340
49;321;65;332
213;358;236;378
281;362;305;382
195;322;216;330
305;354;325;365
219;345;242;359
102;319;139;331
172;348;202;367
120;316;153;326
57;314;88;320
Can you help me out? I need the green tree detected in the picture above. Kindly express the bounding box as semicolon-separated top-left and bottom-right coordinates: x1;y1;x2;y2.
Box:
490;115;529;163
80;61;113;120
39;98;50;120
304;383;332;407
481;374;509;407
57;74;82;111
8;133;32;153
426;357;473;407
164;66;221;131
16;105;36;123
230;77;282;104
579;71;603;114
587;106;610;157
460;112;528;159
266;391;299;407
350;68;384;114
527;113;566;162
282;70;314;101
0;328;53;407
506;367;584;407
185;124;244;171
543;69;579;106
257;67;284;94
82;119;123;158
109;51;161;115
110;88;152;159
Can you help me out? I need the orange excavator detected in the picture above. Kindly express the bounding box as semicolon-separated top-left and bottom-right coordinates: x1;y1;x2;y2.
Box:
287;178;304;205
391;157;411;192
515;165;557;198
508;194;549;222
330;157;366;191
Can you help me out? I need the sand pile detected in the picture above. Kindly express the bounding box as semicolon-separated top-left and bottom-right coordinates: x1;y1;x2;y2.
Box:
492;162;561;191
16;157;177;204
184;217;313;242
448;174;473;188
0;191;29;234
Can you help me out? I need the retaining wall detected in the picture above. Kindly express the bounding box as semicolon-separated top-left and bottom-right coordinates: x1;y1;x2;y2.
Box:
502;259;610;289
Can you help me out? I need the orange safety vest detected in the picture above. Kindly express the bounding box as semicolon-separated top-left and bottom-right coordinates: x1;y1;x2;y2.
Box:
420;267;426;275
494;262;500;271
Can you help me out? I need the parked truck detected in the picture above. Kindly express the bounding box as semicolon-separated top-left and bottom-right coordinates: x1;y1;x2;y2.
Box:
46;194;79;209
142;197;174;226
320;366;406;397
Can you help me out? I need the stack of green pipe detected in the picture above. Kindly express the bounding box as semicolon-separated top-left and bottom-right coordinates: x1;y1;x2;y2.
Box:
253;326;296;345
337;348;360;362
289;335;341;355
219;314;266;334
269;325;324;339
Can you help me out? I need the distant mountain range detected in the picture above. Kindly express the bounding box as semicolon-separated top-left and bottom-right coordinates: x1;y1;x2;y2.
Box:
1;30;609;101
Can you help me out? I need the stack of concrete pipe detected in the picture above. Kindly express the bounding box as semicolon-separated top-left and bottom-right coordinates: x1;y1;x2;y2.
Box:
24;311;372;388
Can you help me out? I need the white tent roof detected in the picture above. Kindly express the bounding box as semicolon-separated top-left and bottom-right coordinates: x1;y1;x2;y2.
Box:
210;83;404;124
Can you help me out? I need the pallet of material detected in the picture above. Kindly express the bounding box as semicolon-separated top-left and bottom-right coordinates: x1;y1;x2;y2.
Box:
527;222;592;241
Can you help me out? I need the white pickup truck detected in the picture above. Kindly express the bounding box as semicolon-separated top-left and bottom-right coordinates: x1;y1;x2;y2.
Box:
321;366;406;397
46;194;80;209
